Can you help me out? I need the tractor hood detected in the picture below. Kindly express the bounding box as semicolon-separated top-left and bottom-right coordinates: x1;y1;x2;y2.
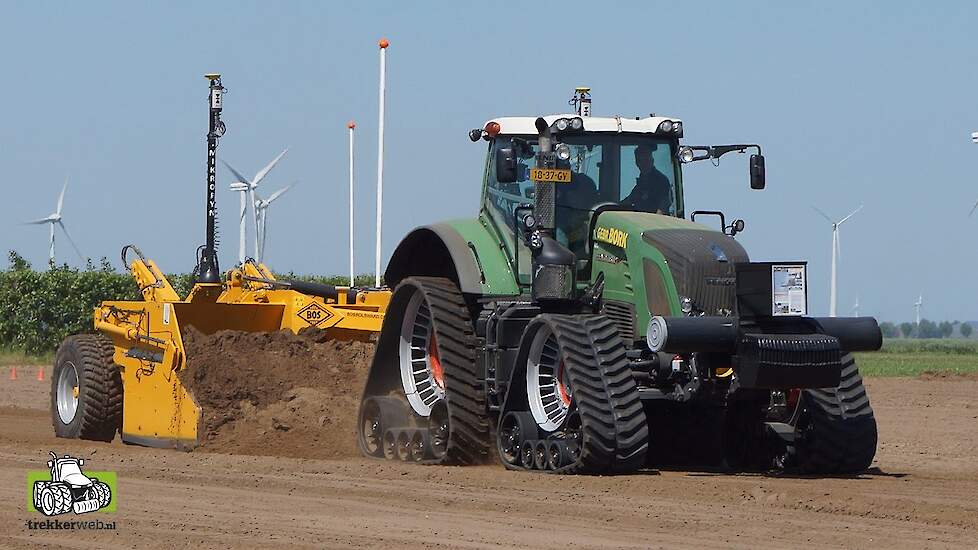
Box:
592;211;748;330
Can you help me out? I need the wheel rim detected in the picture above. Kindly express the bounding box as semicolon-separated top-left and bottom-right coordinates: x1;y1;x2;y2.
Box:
428;401;450;459
57;361;79;424
360;402;383;456
498;413;523;465
526;326;571;431
399;289;445;416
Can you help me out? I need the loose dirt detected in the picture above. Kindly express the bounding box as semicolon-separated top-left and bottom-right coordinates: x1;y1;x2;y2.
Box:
2;364;977;548
179;327;375;459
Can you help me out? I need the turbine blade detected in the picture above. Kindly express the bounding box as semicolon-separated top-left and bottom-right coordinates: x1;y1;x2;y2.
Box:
222;161;252;188
265;182;295;204
23;218;52;225
837;204;864;225
969;199;978;217
57;176;68;215
252;149;288;187
811;205;834;223
58;220;85;262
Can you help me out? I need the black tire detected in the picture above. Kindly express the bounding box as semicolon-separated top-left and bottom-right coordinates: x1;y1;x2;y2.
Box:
92;481;112;508
531;315;649;474
793;353;877;474
401;277;490;465
38;483;72;516
51;334;123;442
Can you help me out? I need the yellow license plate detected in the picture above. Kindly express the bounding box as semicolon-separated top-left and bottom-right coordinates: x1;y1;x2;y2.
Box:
530;168;571;183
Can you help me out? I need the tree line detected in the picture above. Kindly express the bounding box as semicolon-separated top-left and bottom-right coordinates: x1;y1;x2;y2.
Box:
0;251;375;354
878;320;973;339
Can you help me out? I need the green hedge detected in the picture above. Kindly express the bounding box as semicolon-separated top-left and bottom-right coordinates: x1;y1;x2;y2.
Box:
1;251;377;355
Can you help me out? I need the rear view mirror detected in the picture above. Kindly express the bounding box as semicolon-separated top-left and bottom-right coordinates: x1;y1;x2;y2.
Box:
749;154;765;190
496;147;517;183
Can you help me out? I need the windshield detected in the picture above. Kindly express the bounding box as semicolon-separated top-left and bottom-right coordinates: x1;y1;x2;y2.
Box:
485;133;681;260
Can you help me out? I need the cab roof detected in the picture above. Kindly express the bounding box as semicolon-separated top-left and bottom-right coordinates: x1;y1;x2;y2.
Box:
484;114;683;136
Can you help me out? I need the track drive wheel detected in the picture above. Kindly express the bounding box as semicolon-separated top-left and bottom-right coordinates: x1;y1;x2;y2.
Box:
51;334;123;442
499;314;649;474
791;353;878;474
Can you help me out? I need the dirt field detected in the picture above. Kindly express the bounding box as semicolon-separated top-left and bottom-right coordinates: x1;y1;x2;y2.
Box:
1;363;977;549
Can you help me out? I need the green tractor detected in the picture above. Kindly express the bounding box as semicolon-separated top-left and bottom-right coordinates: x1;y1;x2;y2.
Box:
358;89;882;474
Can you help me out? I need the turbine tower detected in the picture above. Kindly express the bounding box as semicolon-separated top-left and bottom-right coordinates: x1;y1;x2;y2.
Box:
851;295;860;317
254;183;295;263
914;294;923;326
813;204;863;317
24;177;85;264
223;149;288;263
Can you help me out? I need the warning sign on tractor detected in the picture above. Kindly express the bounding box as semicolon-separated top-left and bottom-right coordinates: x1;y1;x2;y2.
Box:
297;303;333;327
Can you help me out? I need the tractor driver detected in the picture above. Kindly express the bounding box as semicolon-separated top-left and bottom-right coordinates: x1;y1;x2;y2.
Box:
622;145;673;215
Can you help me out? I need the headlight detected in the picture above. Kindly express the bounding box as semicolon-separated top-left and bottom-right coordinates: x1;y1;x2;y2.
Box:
555;118;570;131
678;147;695;163
680;296;693;315
570;117;584;130
555;144;571;161
657;120;674;133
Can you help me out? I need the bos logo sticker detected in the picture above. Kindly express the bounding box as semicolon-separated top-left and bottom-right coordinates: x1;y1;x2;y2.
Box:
297;302;333;327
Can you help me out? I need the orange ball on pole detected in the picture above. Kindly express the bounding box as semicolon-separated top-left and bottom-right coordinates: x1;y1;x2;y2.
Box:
378;38;389;49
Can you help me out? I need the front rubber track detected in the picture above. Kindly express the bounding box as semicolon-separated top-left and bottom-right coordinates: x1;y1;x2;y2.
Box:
548;314;649;474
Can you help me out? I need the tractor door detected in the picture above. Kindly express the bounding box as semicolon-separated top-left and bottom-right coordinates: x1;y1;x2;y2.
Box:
481;136;534;288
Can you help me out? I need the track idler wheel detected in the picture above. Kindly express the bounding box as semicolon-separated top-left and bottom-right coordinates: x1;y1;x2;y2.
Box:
497;314;649;474
358;396;411;458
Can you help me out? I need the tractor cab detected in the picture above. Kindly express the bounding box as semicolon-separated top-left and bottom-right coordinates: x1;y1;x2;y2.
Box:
478;114;685;265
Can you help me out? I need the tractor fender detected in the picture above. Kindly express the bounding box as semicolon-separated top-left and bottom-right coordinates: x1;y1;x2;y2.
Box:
385;221;519;296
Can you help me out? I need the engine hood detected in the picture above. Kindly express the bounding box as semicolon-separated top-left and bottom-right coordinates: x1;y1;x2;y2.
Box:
593;211;748;316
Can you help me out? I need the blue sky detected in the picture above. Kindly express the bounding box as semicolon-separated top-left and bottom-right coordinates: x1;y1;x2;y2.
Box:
1;1;976;322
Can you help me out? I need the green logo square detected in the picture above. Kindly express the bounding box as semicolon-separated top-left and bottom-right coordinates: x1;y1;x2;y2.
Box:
27;471;117;514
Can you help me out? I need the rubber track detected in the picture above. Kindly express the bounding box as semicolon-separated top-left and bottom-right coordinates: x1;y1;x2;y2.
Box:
796;353;877;474
410;277;490;465
547;314;649;474
53;334;123;441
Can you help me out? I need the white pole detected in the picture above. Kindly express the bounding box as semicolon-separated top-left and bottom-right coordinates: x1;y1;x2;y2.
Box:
348;120;356;287
375;38;389;288
238;191;246;264
829;226;838;317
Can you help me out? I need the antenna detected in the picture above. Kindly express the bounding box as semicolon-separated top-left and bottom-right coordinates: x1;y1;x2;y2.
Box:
196;74;226;284
348;121;356;287
375;38;389;288
569;87;591;117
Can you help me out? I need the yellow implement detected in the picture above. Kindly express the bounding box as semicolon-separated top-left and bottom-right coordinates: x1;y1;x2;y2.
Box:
91;247;389;449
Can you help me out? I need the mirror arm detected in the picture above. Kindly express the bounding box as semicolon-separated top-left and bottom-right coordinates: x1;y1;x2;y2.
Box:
709;144;762;158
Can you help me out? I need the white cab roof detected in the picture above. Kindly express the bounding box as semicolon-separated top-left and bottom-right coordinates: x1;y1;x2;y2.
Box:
485;114;682;135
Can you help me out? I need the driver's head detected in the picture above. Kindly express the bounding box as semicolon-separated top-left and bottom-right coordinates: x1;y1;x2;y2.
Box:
634;145;654;173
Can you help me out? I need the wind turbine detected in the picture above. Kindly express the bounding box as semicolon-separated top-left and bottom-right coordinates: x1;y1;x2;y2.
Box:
851;295;861;317
914;294;923;326
24;177;84;264
254;183;296;263
222;149;288;263
813;204;863;317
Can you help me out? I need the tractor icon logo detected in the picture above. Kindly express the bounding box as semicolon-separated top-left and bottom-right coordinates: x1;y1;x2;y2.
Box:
31;452;112;516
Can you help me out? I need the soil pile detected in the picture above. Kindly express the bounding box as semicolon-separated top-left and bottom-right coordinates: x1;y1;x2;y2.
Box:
179;327;375;459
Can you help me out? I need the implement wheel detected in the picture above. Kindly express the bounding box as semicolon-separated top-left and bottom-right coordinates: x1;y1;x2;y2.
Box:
51;334;123;442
